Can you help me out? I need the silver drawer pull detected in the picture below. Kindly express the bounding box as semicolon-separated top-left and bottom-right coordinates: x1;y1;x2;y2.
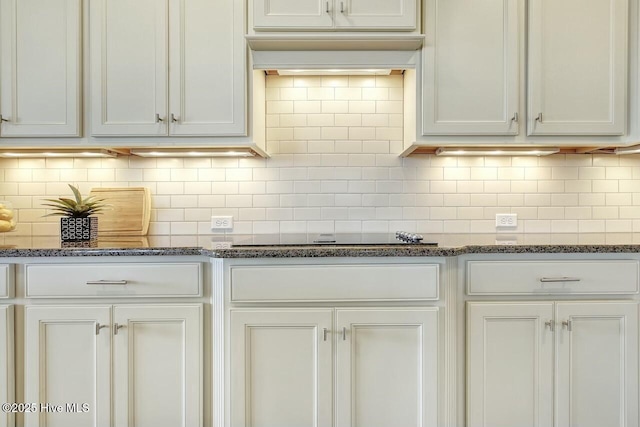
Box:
539;277;581;283
114;323;126;335
322;328;329;341
86;280;128;285
96;323;108;335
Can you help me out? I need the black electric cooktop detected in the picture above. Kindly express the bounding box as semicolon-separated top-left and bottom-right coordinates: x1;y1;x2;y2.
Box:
228;232;438;247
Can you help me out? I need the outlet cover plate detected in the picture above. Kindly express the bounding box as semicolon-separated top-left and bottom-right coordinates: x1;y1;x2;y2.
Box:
496;213;517;228
211;216;233;230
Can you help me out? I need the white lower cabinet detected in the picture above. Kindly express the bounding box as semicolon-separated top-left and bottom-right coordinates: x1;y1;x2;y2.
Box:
467;301;639;427
0;305;14;427
230;307;439;427
25;304;203;427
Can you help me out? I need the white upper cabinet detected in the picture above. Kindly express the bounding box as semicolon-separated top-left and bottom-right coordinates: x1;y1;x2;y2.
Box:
0;0;81;137
253;0;334;29
91;0;245;137
89;0;168;136
528;0;627;135
423;0;522;135
252;0;417;30
423;0;628;137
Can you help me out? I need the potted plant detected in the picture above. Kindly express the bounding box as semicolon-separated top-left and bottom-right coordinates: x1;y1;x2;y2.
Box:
43;184;108;242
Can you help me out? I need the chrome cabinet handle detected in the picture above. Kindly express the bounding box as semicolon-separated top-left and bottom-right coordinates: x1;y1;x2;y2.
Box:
323;328;328;341
340;1;344;13
0;115;9;123
155;113;164;123
171;113;179;123
114;323;126;335
86;280;128;285
511;112;518;123
562;320;572;331
326;1;329;13
535;112;543;122
539;277;581;283
545;320;554;331
342;327;347;340
96;323;108;335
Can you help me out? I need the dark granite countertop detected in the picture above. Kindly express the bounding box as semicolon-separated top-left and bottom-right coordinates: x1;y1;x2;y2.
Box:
1;234;640;258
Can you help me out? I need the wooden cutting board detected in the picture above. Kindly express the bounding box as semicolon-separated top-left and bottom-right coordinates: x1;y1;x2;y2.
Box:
89;187;151;236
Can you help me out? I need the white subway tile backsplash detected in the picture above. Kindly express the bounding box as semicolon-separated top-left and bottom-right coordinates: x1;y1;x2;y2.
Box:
5;75;640;237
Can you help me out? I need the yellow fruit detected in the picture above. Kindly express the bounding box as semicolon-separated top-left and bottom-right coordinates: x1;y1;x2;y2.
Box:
0;220;14;232
0;208;14;221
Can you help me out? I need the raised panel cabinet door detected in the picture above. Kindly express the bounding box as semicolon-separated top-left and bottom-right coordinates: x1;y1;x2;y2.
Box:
556;302;639;427
335;308;439;427
168;0;246;136
466;302;554;427
89;0;168;136
528;0;627;135
333;0;416;30
230;309;333;427
252;0;334;29
112;304;203;427
0;306;13;427
422;0;523;135
0;0;81;137
24;305;111;427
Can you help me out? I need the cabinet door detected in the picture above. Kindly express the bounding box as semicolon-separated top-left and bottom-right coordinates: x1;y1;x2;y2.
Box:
528;0;627;135
230;309;333;427
0;0;81;137
89;0;168;136
168;0;245;136
467;302;554;427
0;306;13;427
24;306;111;427
335;308;439;427
252;0;334;29
422;0;522;135
113;304;203;427
333;0;416;30
556;302;638;427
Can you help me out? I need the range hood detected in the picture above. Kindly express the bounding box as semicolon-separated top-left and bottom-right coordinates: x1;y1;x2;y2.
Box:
246;34;424;52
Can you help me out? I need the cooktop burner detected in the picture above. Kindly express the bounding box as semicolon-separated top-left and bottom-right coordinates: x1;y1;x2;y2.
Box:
225;232;438;247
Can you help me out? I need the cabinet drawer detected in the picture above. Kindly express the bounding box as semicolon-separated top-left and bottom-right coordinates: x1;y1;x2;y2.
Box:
231;264;439;302
0;265;12;298
467;260;639;295
25;263;202;298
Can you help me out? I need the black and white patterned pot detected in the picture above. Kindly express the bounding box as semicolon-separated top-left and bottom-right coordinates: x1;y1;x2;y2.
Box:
60;217;98;242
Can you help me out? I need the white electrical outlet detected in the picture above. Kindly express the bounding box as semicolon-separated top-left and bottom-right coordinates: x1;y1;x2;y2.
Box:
211;241;232;249
211;216;233;230
495;213;517;228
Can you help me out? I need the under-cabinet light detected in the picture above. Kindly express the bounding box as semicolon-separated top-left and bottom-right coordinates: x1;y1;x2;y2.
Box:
275;69;394;76
614;145;640;155
0;149;120;158
129;148;258;158
435;147;560;157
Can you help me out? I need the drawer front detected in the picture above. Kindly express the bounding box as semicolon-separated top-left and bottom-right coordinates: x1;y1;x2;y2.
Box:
0;265;12;298
467;260;640;295
25;263;202;298
231;264;439;302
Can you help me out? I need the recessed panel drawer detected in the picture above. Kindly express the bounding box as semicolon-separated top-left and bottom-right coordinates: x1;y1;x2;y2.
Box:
25;263;202;298
467;260;639;295
231;263;439;302
0;265;12;298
